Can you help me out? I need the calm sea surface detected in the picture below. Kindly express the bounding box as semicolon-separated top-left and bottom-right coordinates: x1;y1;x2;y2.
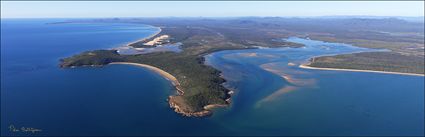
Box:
1;19;424;136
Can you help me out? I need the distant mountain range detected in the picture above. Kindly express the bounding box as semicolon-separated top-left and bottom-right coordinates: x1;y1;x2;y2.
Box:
315;15;424;23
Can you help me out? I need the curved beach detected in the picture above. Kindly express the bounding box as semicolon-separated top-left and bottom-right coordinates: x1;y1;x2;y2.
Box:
125;27;162;47
109;62;226;117
109;62;183;94
107;25;230;117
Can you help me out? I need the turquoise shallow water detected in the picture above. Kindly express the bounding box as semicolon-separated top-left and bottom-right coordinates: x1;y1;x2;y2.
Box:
205;38;424;136
1;19;424;136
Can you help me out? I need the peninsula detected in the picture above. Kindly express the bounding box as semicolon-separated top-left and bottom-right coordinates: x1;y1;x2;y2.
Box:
302;52;424;76
59;17;424;116
59;19;302;117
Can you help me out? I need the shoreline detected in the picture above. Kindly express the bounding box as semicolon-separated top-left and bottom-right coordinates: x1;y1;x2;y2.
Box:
299;63;424;77
124;27;162;47
110;25;230;117
109;62;184;94
109;62;229;117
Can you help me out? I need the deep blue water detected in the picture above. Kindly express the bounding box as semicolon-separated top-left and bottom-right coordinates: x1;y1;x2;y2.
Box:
1;19;424;136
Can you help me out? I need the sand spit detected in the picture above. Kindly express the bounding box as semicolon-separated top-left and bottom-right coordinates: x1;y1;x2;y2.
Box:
299;64;424;77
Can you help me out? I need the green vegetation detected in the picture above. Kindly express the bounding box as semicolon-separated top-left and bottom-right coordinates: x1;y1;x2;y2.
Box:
60;17;424;115
309;52;424;74
60;24;297;113
60;50;124;67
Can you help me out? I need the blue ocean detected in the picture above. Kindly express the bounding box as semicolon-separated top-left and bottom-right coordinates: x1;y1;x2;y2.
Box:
1;19;424;136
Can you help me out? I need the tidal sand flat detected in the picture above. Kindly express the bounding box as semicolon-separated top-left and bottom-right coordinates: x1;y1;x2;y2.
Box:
205;37;424;135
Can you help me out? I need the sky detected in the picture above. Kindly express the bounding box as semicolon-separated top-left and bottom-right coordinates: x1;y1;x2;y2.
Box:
1;1;424;18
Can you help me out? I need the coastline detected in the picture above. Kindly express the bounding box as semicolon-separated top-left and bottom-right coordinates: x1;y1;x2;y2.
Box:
299;63;425;77
124;27;162;47
111;26;232;117
63;24;231;117
109;62;229;117
109;62;183;94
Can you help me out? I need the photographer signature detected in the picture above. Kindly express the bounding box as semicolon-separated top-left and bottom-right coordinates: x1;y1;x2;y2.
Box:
9;124;42;134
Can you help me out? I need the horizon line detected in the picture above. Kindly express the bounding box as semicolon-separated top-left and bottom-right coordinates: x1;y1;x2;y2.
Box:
2;15;424;19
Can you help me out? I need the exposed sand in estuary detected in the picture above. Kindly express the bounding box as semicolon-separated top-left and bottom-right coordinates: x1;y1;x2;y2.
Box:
227;52;279;59
260;62;317;87
287;62;296;66
242;53;258;57
256;86;298;108
256;62;318;107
